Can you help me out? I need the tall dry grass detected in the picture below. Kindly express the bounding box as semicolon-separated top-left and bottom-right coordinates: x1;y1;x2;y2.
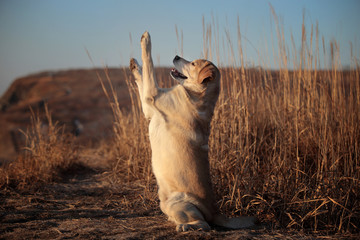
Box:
0;106;79;190
100;14;359;233
206;11;360;233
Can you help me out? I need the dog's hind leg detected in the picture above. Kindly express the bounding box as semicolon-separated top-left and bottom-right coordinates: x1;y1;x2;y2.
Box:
163;193;211;232
168;201;210;232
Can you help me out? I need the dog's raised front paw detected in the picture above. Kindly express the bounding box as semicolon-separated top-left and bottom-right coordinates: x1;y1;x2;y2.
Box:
130;58;140;72
129;58;142;81
141;31;151;54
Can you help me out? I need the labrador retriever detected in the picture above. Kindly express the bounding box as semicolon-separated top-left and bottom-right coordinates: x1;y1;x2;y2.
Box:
129;31;255;231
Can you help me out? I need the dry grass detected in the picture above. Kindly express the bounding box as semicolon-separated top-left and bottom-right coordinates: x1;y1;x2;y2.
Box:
100;15;360;234
0;105;79;189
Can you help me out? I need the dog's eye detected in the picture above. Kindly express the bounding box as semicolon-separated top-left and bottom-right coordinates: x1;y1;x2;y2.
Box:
191;62;195;66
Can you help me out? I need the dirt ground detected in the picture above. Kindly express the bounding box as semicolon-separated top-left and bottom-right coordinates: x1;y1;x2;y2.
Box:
1;165;354;240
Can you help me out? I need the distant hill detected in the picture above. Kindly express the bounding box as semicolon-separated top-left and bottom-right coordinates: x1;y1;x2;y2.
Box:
0;68;133;163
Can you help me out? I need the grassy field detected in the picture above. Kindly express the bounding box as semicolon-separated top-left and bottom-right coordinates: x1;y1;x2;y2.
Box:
101;16;360;234
1;15;359;237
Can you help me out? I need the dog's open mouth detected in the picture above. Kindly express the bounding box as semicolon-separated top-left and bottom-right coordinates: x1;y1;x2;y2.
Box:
170;68;188;80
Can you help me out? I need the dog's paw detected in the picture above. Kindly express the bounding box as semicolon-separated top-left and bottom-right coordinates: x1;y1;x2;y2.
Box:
176;221;211;232
141;31;151;54
129;58;142;81
130;58;140;72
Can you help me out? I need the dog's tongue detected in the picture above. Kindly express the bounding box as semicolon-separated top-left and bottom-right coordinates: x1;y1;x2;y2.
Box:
171;68;187;79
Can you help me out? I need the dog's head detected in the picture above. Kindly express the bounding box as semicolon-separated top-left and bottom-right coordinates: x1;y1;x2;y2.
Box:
170;55;220;94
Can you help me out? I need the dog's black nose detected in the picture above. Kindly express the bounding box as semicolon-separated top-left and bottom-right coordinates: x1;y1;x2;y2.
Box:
174;55;181;61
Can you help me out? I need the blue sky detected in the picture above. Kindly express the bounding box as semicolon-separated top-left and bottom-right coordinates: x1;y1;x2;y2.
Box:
1;0;359;95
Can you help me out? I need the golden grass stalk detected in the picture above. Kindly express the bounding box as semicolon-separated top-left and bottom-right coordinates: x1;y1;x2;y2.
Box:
0;105;78;189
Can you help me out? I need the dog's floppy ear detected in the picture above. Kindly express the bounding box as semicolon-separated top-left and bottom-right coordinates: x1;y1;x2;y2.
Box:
198;63;217;85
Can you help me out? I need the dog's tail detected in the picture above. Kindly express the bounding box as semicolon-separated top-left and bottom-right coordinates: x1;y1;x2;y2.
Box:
212;214;256;229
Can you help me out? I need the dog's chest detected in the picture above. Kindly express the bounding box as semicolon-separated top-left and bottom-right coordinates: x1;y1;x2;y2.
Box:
148;114;166;140
148;111;208;149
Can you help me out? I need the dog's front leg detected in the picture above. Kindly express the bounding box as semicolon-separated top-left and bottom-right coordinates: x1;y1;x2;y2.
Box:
130;57;150;117
130;32;158;119
130;31;159;118
140;31;158;107
130;58;143;96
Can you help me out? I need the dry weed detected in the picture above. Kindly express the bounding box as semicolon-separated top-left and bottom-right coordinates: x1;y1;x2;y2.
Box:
0;105;79;190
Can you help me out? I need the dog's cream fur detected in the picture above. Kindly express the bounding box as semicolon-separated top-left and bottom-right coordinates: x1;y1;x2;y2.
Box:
129;31;255;231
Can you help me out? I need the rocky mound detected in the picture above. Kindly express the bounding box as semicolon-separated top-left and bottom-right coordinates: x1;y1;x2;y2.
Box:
0;68;132;164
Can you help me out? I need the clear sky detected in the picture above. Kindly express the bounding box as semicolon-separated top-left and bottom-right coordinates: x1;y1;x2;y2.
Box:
1;0;359;95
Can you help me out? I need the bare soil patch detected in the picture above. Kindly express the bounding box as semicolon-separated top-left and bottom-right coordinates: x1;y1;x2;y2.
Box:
0;165;352;240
